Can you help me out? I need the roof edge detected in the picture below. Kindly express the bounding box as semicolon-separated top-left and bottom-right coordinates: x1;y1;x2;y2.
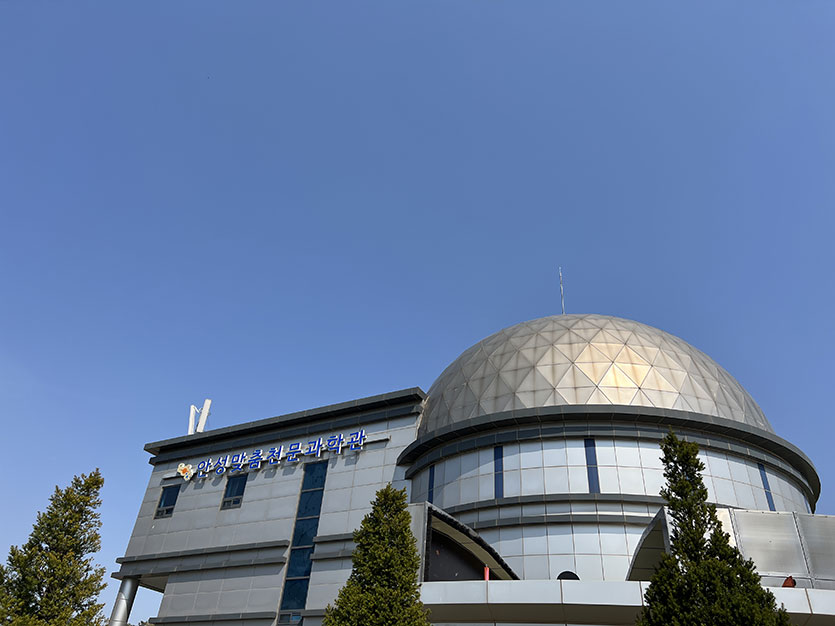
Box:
144;387;426;456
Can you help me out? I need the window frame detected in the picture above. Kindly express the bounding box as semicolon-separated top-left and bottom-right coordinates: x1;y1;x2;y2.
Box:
220;474;248;510
155;484;181;519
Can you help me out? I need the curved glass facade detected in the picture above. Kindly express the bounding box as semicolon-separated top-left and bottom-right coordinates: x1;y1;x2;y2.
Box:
412;437;809;513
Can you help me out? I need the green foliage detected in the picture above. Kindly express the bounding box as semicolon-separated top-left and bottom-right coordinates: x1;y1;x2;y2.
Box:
323;484;429;626
0;470;107;626
637;433;790;626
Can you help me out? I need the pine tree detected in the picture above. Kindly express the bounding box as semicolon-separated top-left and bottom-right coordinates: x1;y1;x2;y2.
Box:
637;432;790;626
323;484;430;626
0;470;107;626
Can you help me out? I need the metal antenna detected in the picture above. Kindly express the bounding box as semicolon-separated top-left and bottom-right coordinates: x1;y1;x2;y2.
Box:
187;399;212;435
559;267;566;315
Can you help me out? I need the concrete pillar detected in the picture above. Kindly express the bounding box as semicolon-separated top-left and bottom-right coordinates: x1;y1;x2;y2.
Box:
108;577;138;626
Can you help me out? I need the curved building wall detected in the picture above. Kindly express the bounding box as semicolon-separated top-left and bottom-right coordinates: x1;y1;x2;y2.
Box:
411;437;810;515
408;429;811;582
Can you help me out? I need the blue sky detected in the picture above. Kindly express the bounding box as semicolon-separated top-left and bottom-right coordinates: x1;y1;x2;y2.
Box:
1;1;833;621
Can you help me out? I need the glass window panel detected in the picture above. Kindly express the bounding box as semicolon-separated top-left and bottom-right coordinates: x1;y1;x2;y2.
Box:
522;525;548;555
224;475;247;499
595;439;616;466
493;446;504;473
734;482;757;509
503;469;521;497
478;447;494;474
297;490;324;519
572;523;601;554
460;451;478;479
502;443;521;470
574;554;604;580
602;554;630;581
618;467;645;495
433;461;446;485
542;439;567;467
286;547;314;578
703;474;717;503
544;467;569;493
547;525;574;554
769;473;787;497
428;465;435;504
520;468;545;496
280;578;310;611
752;487;769;511
444;455;461;482
707;451;732;479
292;517;320;547
587;466;601;494
159;485;180;508
757;463;776;511
567;466;588;492
459;476;478;503
713;478;737;506
614;440;641;467
523;554;550;579
746;462;763;487
498;526;523;556
598;467;619;494
479;474;494;500
727;455;750;483
638;441;663;470
549;554;577;579
642;468;665;497
584;439;598;467
566;440;586;466
302;461;328;491
519;441;543;469
440;480;460;508
599;526;628;555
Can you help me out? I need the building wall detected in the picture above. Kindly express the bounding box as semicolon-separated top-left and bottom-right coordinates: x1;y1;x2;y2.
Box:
119;395;423;625
411;437;810;514
408;434;810;583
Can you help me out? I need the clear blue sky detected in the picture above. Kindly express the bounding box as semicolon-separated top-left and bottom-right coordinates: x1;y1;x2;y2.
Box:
1;1;833;621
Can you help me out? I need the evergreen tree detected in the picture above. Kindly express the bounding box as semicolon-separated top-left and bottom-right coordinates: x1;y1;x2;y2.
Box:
0;470;107;626
323;484;429;626
637;432;790;626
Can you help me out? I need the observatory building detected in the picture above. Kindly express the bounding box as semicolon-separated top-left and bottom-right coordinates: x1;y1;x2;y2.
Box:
109;314;835;626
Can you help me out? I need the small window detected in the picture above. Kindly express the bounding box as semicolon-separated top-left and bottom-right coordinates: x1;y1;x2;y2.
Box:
221;475;248;510
155;485;180;518
292;517;320;547
280;577;310;611
287;547;314;578
296;490;324;519
301;461;328;491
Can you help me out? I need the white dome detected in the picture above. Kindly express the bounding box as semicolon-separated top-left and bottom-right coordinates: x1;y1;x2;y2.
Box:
422;314;772;435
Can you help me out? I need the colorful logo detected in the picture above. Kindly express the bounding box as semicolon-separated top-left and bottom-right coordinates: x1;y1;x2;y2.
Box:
177;463;195;481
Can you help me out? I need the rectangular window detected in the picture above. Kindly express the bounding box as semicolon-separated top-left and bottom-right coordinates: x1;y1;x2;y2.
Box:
297;490;324;518
280;460;328;619
428;465;435;504
757;463;776;511
585;438;601;494
280;578;310;611
287;547;315;578
155;485;180;518
494;446;504;500
221;475;248;510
